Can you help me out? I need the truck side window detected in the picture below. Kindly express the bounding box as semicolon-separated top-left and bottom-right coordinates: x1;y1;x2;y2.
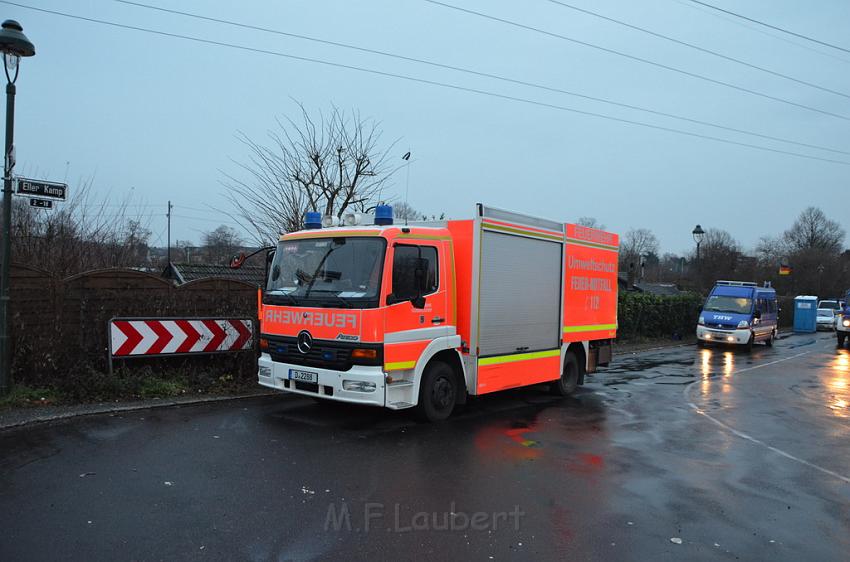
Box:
391;245;439;300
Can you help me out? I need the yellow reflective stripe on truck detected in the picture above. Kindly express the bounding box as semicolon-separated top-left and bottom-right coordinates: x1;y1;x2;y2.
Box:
563;324;618;333
478;348;560;366
385;360;416;371
565;237;619;252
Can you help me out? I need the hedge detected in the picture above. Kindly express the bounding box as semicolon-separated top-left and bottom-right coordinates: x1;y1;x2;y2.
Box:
617;291;704;341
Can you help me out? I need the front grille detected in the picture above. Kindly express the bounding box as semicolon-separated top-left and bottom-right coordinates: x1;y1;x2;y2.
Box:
264;335;382;372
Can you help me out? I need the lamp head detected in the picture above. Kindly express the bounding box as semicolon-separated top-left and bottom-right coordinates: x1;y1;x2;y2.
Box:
692;224;705;244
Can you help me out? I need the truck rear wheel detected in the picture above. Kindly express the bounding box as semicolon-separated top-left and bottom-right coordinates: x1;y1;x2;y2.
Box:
765;330;775;347
550;351;579;396
415;361;457;422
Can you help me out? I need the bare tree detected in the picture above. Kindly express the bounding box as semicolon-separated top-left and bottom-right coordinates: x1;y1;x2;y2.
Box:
755;235;788;267
223;103;399;244
689;228;742;287
7;178;154;276
575;216;606;230
202;225;245;265
783;207;844;253
657;252;686;282
393;202;423;222
619;228;659;272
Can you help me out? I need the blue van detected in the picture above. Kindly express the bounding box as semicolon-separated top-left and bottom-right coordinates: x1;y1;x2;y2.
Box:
696;281;778;350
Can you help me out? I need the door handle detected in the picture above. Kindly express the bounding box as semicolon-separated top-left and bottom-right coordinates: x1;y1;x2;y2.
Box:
431;317;445;324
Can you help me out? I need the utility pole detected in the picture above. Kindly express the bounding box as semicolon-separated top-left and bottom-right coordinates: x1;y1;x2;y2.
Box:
166;200;173;267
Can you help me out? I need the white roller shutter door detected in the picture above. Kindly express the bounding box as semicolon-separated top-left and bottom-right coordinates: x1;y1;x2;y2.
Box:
478;231;562;356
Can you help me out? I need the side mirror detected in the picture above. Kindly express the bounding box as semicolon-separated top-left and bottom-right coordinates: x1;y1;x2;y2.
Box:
265;249;276;286
753;310;762;319
411;295;426;309
230;253;246;269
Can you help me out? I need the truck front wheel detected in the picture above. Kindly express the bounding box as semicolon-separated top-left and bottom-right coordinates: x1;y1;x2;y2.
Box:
839;333;847;348
415;361;457;422
550;351;580;396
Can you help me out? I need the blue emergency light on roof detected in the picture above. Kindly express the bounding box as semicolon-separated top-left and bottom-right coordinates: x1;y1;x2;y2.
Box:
374;205;393;226
304;211;322;229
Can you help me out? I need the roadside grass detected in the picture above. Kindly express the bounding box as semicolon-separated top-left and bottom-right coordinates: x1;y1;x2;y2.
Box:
138;377;188;399
3;367;256;409
0;385;61;409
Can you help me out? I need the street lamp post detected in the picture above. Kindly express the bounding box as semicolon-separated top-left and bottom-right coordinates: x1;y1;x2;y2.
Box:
692;224;705;283
0;20;35;395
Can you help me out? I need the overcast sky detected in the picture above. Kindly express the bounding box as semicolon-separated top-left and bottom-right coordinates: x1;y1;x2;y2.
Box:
5;0;849;254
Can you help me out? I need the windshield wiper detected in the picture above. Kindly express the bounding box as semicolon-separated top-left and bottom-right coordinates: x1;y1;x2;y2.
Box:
265;291;297;305
309;290;353;308
305;239;345;298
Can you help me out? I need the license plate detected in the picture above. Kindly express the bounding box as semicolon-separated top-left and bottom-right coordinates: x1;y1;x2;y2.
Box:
289;369;318;383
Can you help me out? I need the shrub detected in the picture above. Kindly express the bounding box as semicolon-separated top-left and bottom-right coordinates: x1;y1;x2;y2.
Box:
617;291;704;341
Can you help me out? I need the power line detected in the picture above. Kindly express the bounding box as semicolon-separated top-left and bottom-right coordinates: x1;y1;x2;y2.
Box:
688;0;850;55
422;0;850;122
545;0;850;99
4;1;849;167
172;213;243;227
675;0;850;65
108;0;850;156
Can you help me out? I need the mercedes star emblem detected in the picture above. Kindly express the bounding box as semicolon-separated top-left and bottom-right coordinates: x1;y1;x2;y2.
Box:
296;330;313;354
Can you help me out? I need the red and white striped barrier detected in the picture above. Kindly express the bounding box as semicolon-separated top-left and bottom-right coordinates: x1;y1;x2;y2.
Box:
109;318;254;357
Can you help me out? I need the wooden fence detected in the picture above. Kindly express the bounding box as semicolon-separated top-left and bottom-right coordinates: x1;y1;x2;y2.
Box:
9;265;258;387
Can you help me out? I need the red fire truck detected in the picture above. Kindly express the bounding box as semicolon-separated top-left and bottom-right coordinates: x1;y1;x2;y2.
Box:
258;204;619;421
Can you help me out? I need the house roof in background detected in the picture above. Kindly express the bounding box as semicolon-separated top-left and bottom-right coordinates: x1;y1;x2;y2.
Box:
632;282;684;296
163;263;265;286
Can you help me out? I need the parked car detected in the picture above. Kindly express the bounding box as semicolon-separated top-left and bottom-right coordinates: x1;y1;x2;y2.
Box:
837;290;850;348
816;308;836;331
818;299;844;312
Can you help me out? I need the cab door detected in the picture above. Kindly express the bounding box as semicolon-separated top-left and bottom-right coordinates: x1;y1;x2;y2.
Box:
383;241;448;373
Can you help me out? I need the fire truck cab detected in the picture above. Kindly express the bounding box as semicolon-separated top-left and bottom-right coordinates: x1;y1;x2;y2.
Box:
258;204;619;421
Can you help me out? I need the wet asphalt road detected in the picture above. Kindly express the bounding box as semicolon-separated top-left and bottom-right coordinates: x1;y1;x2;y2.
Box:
1;332;849;561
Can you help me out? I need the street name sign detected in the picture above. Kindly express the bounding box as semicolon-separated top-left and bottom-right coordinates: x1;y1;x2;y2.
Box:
15;178;67;200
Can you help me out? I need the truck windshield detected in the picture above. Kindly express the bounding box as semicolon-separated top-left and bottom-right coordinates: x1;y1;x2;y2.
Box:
265;236;386;308
703;295;752;314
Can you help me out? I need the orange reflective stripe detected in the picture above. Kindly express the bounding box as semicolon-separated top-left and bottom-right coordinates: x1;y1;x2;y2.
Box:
384;340;429;371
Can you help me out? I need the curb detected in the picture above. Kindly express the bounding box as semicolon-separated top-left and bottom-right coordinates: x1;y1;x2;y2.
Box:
614;339;697;355
0;390;278;432
614;329;796;356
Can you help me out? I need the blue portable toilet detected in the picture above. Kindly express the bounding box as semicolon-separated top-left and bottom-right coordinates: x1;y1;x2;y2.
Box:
793;295;818;333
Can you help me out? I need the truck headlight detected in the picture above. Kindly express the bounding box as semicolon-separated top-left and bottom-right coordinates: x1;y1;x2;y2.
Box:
737;320;749;328
698;316;705;326
343;380;376;392
844;319;850;328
